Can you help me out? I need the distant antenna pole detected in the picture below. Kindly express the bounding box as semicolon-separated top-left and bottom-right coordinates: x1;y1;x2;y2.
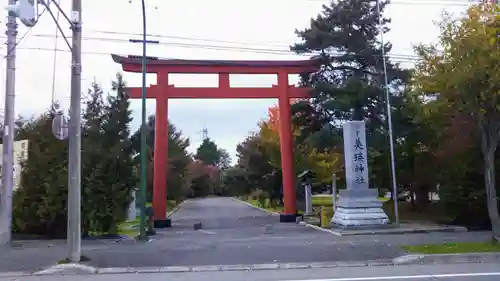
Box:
201;128;208;140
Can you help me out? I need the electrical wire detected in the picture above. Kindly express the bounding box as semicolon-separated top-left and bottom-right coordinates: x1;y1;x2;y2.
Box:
4;46;420;63
50;0;61;106
0;33;422;62
0;0;473;63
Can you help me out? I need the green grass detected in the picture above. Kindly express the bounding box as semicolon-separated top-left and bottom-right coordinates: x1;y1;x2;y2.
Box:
312;195;388;207
117;219;139;238
244;195;447;228
243;195;386;223
312;195;334;207
402;241;500;254
246;199;284;213
117;200;181;238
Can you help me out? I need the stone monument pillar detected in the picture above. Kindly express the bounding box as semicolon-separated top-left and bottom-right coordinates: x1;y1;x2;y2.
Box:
331;121;389;228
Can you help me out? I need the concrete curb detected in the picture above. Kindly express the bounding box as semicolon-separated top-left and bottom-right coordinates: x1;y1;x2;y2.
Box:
331;226;468;236
167;201;185;218
298;221;342;236
297;222;467;237
230;197;279;216
3;253;500;277
34;263;98;275
0;271;31;278
26;260;395;277
393;252;500;265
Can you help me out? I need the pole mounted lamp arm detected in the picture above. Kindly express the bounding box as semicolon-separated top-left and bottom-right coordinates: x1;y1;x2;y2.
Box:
5;0;38;27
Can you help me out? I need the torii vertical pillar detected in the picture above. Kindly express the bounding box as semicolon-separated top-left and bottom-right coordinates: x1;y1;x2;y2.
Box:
152;72;171;228
278;72;297;222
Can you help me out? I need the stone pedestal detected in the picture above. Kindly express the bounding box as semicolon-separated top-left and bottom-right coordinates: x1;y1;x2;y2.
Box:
331;189;389;228
330;121;389;229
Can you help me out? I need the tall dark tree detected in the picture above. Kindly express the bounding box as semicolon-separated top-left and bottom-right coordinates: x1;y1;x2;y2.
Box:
167;122;191;202
292;0;407;123
95;73;137;233
130;117;191;203
195;138;230;168
80;74;137;234
291;0;410;197
81;80;106;235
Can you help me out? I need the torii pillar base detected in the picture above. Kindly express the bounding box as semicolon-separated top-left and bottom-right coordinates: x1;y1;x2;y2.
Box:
280;214;299;223
154;219;172;229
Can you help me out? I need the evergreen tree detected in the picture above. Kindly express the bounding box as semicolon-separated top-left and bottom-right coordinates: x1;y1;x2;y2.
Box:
195;138;230;168
292;0;407;124
291;0;409;194
89;73;136;234
81;80;106;235
130;117;191;203
167;122;191;202
12;107;69;237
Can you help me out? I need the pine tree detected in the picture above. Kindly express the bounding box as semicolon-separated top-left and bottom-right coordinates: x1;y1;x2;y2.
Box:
194;138;230;168
92;73;137;234
81;80;106;235
291;0;408;131
291;0;410;192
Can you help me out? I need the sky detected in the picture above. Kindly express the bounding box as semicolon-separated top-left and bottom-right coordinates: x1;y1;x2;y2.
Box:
0;0;472;163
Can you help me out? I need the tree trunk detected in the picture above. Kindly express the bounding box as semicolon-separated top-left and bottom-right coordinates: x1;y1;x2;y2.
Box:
410;190;416;209
481;122;500;238
415;185;430;210
483;149;500;237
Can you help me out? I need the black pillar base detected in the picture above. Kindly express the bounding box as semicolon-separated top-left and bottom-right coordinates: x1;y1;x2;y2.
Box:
154;218;172;228
280;213;298;223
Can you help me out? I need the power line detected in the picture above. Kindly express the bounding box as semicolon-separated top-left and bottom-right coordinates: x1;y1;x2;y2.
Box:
0;0;473;63
0;33;421;62
2;46;420;63
87;29;292;48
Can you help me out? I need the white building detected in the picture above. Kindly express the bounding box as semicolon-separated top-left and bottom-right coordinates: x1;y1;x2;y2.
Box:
0;139;29;190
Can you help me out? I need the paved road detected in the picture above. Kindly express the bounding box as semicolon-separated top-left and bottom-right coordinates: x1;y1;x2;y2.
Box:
85;197;405;268
0;197;494;273
1;263;499;281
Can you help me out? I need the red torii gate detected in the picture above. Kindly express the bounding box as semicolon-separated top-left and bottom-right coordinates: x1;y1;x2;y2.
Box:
112;54;319;226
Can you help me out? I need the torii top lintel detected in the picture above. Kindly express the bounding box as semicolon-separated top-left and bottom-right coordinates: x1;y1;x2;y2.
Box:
111;54;321;74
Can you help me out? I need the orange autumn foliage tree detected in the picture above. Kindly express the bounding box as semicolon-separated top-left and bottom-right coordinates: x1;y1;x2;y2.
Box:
258;103;342;185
